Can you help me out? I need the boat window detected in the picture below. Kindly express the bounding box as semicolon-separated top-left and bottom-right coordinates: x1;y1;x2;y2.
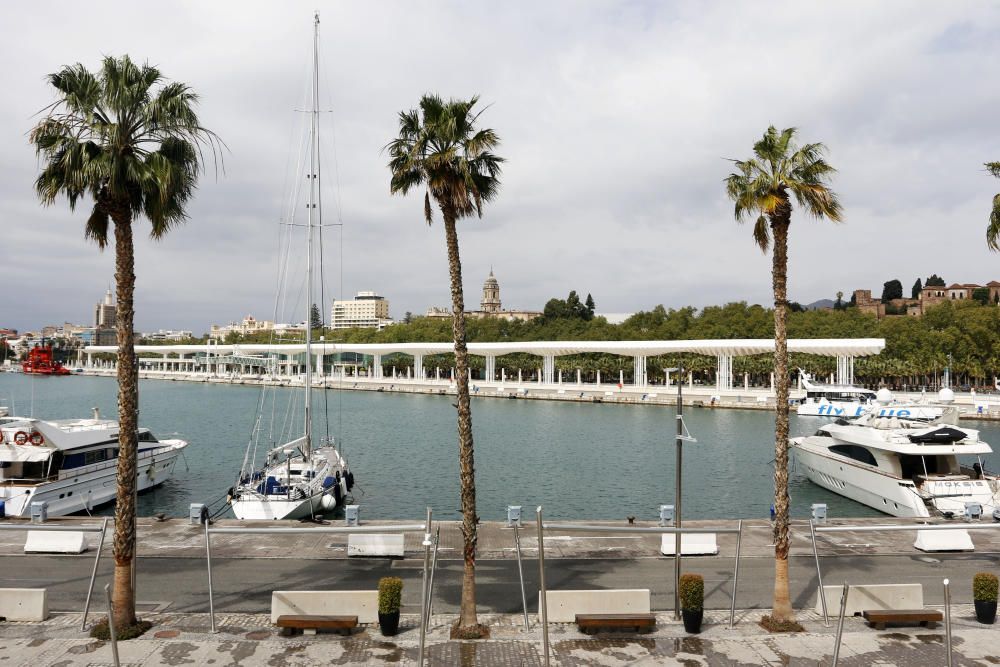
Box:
138;431;158;442
813;430;832;437
84;449;108;465
829;444;877;467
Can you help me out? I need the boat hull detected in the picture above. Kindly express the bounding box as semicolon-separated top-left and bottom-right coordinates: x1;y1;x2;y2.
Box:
0;441;186;517
792;439;931;517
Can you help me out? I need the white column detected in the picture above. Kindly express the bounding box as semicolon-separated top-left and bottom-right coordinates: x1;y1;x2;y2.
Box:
688;371;693;388
414;354;423;380
374;354;382;379
577;368;581;385
596;370;601;386
518;368;522;383
744;373;749;390
537;366;542;384
558;369;563;384
770;372;775;392
485;355;496;382
618;369;624;386
633;355;647;387
542;355;555;384
436;366;440;381
501;368;506;383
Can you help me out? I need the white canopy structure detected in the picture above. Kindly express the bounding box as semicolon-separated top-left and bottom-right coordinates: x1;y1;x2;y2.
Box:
83;338;884;390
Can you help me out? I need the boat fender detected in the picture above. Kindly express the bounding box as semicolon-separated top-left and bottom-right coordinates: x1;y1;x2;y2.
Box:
13;431;28;445
333;483;342;505
226;487;234;503
346;471;354;491
199;505;209;524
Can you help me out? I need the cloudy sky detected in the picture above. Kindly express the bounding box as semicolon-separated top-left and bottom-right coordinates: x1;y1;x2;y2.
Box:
3;1;999;334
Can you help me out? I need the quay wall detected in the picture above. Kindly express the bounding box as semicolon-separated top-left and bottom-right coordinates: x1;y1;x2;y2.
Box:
76;368;1000;420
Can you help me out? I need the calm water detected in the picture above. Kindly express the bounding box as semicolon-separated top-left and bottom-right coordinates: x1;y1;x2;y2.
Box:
3;373;998;521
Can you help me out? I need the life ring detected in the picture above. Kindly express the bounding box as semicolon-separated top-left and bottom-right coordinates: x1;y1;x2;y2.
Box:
29;432;44;446
0;431;4;444
13;431;28;445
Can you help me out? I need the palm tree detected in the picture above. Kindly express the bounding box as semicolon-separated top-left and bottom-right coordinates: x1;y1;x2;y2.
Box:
985;162;1000;251
30;55;219;630
387;94;502;636
725;126;841;622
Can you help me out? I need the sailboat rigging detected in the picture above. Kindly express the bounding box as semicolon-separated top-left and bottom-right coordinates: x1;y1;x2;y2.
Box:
228;12;354;520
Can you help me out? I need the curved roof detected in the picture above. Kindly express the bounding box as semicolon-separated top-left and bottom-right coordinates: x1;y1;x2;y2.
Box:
85;338;885;358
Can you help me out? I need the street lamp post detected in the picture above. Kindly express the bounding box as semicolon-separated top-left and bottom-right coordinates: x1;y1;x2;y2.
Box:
665;365;686;620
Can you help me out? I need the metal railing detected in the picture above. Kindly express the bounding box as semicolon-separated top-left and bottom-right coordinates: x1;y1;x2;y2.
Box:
532;508;744;667
203;516;432;663
809;519;1000;626
0;519;109;630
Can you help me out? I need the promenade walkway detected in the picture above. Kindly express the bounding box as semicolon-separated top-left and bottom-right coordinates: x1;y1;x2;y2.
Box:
1;608;995;665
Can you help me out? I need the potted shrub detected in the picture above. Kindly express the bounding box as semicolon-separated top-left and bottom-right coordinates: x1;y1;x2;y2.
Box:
679;573;704;634
974;572;998;624
378;576;403;636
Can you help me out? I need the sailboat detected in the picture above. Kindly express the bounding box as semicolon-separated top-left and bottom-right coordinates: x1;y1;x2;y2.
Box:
228;13;353;520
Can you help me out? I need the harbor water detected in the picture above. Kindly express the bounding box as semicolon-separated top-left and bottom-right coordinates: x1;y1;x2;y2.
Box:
3;373;998;521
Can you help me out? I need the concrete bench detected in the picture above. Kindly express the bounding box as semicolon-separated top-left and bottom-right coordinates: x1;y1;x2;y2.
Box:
862;609;942;630
814;584;923;616
0;588;49;621
271;591;377;624
275;614;358;636
347;534;404;557
541;589;651;623
659;533;718;556
914;529;974;552
24;531;88;554
576;613;656;634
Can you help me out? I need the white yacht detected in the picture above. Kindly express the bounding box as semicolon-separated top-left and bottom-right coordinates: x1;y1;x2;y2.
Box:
0;409;188;517
227;13;353;521
792;410;1000;518
796;370;942;420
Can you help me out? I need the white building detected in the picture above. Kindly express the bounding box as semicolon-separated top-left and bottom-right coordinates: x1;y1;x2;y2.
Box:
331;291;393;330
142;330;195;341
209;315;275;340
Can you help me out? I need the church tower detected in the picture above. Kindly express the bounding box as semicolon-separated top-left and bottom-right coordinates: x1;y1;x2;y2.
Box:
481;269;501;313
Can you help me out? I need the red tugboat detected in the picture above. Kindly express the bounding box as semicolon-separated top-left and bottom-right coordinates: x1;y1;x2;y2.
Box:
21;346;72;376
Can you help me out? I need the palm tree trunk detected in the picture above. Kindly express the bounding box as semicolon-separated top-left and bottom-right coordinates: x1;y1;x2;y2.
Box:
770;203;794;622
111;209;138;629
442;206;480;634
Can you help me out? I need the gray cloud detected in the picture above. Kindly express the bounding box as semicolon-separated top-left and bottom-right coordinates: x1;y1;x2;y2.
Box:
2;0;999;333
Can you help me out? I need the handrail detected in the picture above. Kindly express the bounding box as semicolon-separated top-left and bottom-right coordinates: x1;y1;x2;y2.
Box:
0;518;109;630
203;520;430;635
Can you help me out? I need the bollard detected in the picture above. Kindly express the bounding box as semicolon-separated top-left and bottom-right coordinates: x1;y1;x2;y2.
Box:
345;504;360;527
104;583;120;667
659;504;674;527
943;579;953;667
537;507;550;667
831;582;849;666
506;505;522;527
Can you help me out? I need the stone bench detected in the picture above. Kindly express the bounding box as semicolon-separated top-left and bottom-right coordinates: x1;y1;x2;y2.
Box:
347;534;405;557
271;591;377;624
815;584;923;616
913;529;974;552
0;588;48;621
862;608;942;630
275;614;358;636
576;613;656;634
24;531;88;554
659;533;718;556
541;589;651;623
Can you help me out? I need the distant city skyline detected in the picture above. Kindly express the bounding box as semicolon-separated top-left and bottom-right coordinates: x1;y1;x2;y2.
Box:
3;1;1000;332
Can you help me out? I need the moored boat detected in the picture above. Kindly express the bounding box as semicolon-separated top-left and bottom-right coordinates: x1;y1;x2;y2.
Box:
21;346;71;376
0;410;187;517
792;409;1000;518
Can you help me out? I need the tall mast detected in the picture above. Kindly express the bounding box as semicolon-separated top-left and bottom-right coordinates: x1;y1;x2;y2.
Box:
304;11;320;457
